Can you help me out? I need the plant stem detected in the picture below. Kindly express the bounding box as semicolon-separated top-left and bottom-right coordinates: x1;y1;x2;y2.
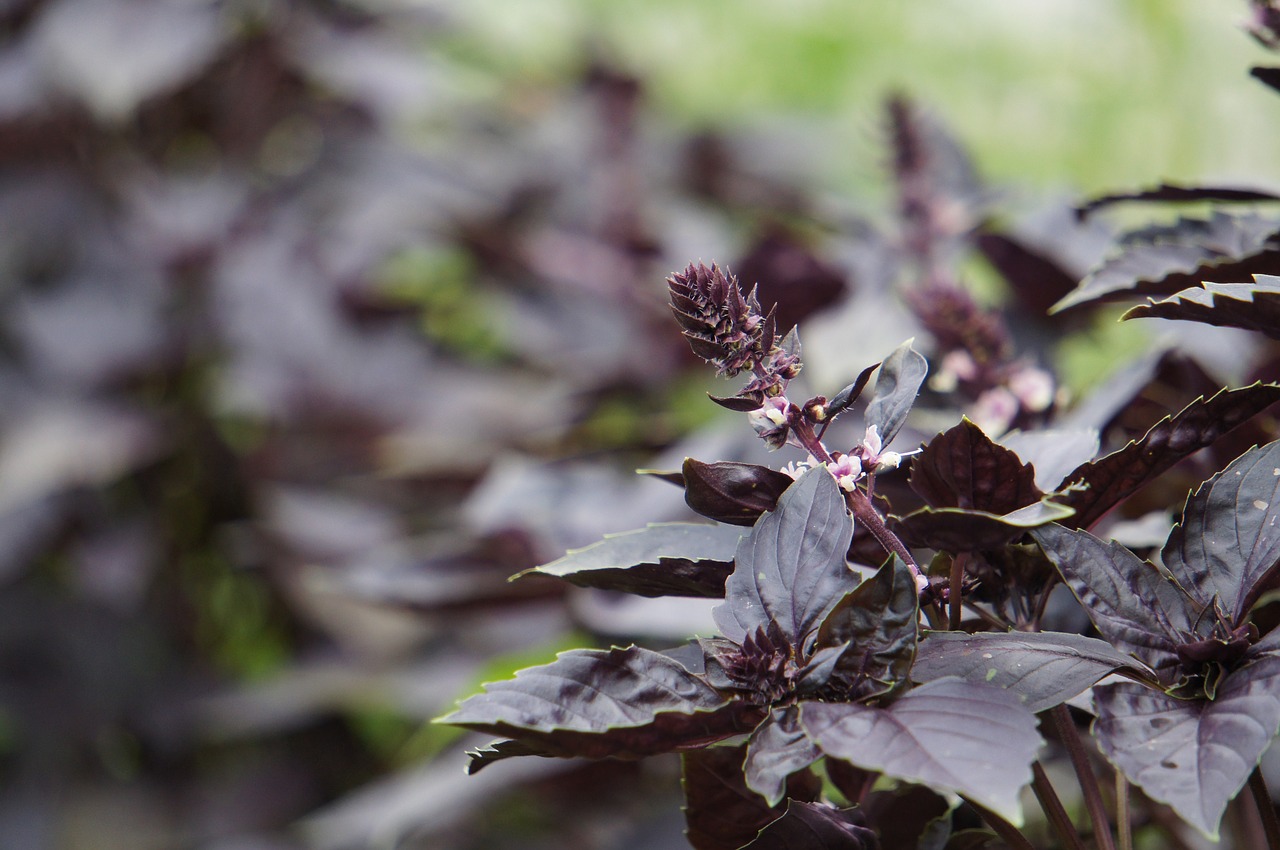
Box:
1115;773;1132;850
1250;767;1280;849
846;487;919;574
1049;705;1116;850
948;552;966;631
1032;761;1086;850
961;798;1037;850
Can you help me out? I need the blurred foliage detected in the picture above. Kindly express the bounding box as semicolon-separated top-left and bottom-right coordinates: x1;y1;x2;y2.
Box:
1;0;1277;848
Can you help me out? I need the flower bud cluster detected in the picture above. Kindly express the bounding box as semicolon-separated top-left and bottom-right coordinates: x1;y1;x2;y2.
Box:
668;262;773;378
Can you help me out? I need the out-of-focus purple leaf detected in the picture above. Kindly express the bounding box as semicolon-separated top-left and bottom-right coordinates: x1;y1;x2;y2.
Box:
683;743;798;850
733;227;848;334
1031;524;1197;673
743;800;878;850
1252;65;1280;95
1162;439;1280;623
912;630;1155;713
1094;652;1280;839
743;707;822;806
997;428;1099;492
812;557;917;699
714;467;855;647
32;0;228;120
1058;383;1280;530
440;645;756;762
682;459;795;527
0;401;163;511
975;231;1081;319
1124;275;1280;339
864;339;928;447
1051;212;1280;313
1076;183;1280;221
892;499;1074;552
801;678;1042;824
909;418;1041;513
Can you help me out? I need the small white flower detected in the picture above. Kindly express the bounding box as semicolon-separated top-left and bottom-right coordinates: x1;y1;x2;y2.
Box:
826;454;864;491
860;424;883;459
1008;366;1054;413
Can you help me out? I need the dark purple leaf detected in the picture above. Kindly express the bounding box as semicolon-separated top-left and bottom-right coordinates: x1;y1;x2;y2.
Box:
891;499;1075;552
825;362;880;421
865;340;928;447
801;678;1042;823
439;645;756;761
912;630;1156;713
1051;212;1280;312
682;743;791;850
1094;652;1280;839
744;707;823;805
1031;524;1198;673
864;785;951;850
465;739;558;775
1075;183;1280;221
1124;275;1280;339
519;522;745;598
1162;438;1280;624
1058;383;1280;530
1252;66;1280;95
714;467;856;647
909;419;1042;513
812;557;918;698
710;391;769;412
743;801;878;850
683;458;796;527
975;231;1081;319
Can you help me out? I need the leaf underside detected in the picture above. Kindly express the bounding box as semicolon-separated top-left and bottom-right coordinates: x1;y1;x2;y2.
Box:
1124;275;1280;339
1052;211;1280;313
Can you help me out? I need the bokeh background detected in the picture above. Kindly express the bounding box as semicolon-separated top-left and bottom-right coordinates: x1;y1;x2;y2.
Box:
3;1;1279;848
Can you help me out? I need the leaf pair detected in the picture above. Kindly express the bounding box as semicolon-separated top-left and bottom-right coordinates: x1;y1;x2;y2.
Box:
1032;438;1280;837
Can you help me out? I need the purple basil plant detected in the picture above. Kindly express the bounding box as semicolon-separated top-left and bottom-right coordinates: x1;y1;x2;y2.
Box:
437;5;1280;847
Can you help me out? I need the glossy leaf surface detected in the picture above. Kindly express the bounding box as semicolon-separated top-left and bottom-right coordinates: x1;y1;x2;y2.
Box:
1032;524;1198;673
801;678;1042;824
521;522;744;598
1094;652;1280;839
714;467;856;647
814;556;918;697
1161;438;1280;624
441;646;753;761
912;630;1155;713
683;458;795;527
909;418;1041;513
